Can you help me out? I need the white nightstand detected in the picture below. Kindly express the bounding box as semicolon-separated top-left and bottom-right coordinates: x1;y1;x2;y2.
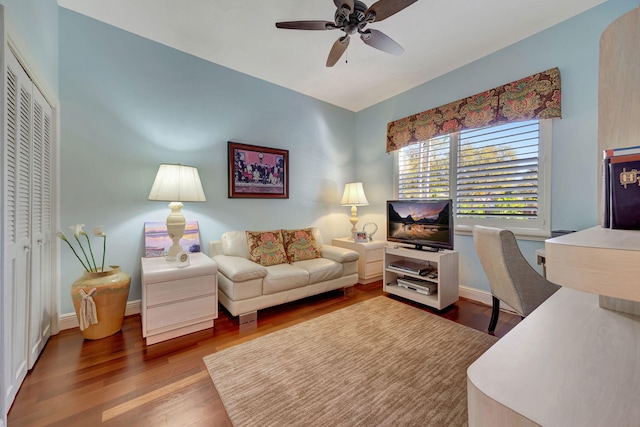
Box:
331;238;387;284
140;252;218;345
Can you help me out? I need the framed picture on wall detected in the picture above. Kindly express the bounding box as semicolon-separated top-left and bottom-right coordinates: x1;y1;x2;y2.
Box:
228;141;289;198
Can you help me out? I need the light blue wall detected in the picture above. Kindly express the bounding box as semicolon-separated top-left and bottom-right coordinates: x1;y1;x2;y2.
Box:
58;9;356;314
0;0;58;95
35;0;640;314
354;0;640;294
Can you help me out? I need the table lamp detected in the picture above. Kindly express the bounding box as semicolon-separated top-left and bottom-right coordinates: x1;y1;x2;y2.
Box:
148;164;206;260
341;182;369;237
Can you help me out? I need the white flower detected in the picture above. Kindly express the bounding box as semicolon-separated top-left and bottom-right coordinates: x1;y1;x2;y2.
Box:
59;224;108;273
93;226;108;272
69;224;86;236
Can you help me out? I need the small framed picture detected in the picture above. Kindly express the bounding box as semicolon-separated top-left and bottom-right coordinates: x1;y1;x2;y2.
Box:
354;231;368;243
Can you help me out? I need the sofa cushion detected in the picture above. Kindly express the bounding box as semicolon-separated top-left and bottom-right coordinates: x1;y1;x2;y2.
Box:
282;228;322;263
293;257;343;284
312;227;324;247
246;230;288;266
221;231;251;259
263;263;309;294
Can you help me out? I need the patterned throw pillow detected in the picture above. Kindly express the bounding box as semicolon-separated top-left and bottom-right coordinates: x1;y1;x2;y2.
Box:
282;228;322;263
246;230;288;266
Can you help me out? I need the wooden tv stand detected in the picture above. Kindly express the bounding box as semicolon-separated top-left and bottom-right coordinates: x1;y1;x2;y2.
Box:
383;245;459;310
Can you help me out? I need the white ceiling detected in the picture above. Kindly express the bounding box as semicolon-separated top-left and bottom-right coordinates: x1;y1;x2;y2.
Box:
57;0;606;112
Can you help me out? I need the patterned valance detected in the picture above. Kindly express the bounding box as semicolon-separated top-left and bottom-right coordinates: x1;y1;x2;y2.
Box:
386;67;561;152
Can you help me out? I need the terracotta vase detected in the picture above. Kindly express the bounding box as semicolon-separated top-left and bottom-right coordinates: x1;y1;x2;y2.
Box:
70;266;131;340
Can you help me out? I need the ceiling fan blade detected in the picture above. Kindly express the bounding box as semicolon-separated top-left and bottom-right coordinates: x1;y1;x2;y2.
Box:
360;29;404;56
334;0;355;13
366;0;418;22
275;20;334;30
326;36;350;67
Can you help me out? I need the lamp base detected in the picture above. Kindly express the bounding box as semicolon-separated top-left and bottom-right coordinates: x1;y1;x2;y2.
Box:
349;205;359;240
165;201;185;261
349;219;359;235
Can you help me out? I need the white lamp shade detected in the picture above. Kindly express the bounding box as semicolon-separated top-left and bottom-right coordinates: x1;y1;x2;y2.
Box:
340;182;369;206
148;164;206;202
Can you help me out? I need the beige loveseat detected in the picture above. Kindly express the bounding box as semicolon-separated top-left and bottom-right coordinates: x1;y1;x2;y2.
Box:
209;228;359;319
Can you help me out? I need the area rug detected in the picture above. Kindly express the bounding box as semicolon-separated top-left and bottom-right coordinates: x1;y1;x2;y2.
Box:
203;296;497;426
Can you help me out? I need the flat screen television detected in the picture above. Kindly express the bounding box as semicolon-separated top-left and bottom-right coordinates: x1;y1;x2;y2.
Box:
387;199;454;251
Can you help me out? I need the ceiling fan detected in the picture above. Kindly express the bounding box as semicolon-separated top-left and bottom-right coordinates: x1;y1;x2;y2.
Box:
275;0;418;67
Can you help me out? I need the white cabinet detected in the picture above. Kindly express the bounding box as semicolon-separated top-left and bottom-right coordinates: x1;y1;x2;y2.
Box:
331;238;386;284
141;253;218;345
383;246;459;310
27;77;54;368
2;39;56;415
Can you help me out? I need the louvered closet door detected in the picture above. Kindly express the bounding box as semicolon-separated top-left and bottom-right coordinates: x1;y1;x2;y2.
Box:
28;84;52;368
2;48;31;410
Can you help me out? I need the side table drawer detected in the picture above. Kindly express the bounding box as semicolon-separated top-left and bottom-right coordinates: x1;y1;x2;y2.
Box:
364;261;383;278
146;295;217;333
146;276;215;306
331;238;387;284
368;248;384;262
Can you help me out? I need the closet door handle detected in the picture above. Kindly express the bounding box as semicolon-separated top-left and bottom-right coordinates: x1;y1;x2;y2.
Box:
23;244;31;252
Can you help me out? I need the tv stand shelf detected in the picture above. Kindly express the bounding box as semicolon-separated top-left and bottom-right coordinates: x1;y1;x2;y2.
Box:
383;246;459;310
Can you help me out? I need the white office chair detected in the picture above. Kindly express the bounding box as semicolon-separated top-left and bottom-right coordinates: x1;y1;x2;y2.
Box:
472;225;560;333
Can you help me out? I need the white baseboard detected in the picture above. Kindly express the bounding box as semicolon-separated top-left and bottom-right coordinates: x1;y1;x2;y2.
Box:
58;300;141;331
459;285;493;306
459;285;518;315
56;290;514;331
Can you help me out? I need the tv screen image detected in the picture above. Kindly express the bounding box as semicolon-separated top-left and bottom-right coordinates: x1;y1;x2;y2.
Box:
387;199;453;251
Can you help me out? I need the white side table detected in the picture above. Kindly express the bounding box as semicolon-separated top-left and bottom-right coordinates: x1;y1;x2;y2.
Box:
331;238;387;284
141;252;218;345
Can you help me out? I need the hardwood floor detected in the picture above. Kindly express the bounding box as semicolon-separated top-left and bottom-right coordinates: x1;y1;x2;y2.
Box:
7;282;520;426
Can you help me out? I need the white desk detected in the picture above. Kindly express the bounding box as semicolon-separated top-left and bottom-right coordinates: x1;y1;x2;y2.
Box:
467;287;640;426
545;226;640;302
467;227;640;426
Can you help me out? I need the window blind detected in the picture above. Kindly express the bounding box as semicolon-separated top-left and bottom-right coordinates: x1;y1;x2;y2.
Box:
398;120;541;221
398;135;450;199
457;121;540;218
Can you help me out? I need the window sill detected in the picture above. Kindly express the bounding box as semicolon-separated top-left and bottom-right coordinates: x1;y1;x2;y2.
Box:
455;225;550;242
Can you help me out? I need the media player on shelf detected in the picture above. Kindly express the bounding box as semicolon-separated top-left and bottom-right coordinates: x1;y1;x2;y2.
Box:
387;259;434;276
395;278;437;295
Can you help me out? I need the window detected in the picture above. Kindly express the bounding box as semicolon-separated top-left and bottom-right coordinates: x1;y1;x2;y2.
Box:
395;119;551;238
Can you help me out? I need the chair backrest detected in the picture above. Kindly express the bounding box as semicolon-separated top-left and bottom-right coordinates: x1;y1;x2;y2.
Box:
472;225;559;316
